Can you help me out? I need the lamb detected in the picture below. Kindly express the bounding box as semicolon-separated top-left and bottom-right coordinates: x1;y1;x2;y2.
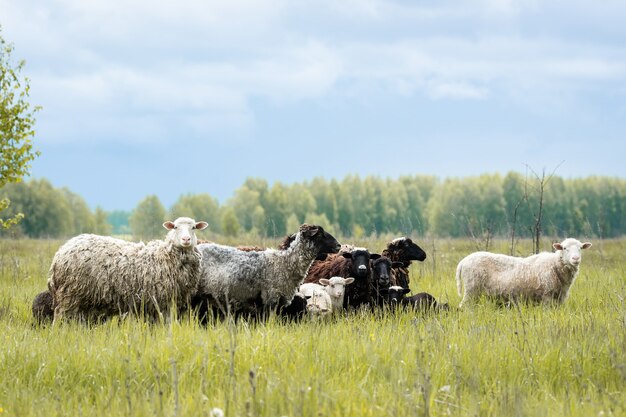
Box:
456;238;592;307
300;276;355;313
47;217;208;323
384;286;450;311
32;290;54;324
382;237;427;289
298;283;333;318
195;224;340;317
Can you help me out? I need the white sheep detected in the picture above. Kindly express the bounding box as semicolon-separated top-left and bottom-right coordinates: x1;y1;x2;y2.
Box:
456;238;592;307
298;284;333;318
48;217;208;323
196;224;340;317
300;276;354;313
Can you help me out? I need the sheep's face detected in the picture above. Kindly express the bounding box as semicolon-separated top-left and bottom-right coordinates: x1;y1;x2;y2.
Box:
388;237;427;262
163;217;209;249
320;277;355;300
385;286;410;304
305;289;332;317
371;257;394;287
299;224;341;255
553;239;592;267
341;249;375;278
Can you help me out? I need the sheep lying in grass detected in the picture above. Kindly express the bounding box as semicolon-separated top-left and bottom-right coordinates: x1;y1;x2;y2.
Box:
384;286;449;311
298;283;333;318
300;276;354;313
196;224;340;317
456;238;592;307
382;237;427;289
48;217;208;323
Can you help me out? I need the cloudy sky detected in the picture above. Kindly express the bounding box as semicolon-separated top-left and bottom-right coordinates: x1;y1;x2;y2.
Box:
2;0;625;211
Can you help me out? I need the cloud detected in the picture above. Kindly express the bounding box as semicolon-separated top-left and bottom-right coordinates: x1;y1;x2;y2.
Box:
4;0;626;146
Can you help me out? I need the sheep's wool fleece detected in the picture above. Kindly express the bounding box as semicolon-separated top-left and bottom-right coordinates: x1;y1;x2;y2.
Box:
48;234;202;319
197;233;320;314
457;245;584;303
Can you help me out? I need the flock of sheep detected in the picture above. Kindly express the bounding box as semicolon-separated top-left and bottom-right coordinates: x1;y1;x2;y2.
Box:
32;216;592;324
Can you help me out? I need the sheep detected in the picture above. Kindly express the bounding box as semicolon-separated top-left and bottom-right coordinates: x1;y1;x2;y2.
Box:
384;286;449;311
32;290;54;324
298;283;333;318
276;291;308;321
300;276;355;313
369;256;404;306
47;217;208;323
195;224;340;317
304;247;380;284
456;238;592;307
382;237;427;289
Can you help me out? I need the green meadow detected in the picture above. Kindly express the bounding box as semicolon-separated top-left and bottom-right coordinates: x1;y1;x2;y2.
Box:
0;237;624;417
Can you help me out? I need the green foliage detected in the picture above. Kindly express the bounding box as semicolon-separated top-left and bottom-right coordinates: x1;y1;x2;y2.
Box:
2;172;626;240
220;206;240;237
1;237;624;417
107;210;131;235
93;207;112;235
0;179;73;237
0;29;40;229
129;195;166;240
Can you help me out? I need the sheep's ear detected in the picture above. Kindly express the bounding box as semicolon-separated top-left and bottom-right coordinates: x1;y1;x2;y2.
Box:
344;277;355;285
319;279;330;286
582;242;592;249
195;221;209;230
391;261;404;268
402;288;411;294
369;253;381;260
553;243;564;251
341;252;353;259
163;221;176;230
302;226;319;237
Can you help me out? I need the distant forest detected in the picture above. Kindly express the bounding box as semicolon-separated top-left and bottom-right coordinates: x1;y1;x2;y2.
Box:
1;172;625;240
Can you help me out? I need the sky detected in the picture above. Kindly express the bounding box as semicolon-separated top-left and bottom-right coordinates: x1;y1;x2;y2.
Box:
2;0;625;211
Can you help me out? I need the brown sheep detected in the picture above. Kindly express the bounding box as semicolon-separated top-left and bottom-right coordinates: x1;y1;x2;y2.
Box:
382;237;427;289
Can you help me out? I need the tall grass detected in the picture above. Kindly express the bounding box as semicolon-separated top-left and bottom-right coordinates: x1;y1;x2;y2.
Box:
0;237;623;417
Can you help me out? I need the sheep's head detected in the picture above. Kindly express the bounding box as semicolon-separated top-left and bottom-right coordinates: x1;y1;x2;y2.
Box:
553;238;592;268
163;217;208;249
341;248;377;278
299;224;341;255
305;288;332;317
371;256;404;287
385;237;427;263
319;276;355;300
384;285;410;304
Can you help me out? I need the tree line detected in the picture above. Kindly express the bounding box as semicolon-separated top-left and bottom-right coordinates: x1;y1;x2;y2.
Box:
1;173;625;240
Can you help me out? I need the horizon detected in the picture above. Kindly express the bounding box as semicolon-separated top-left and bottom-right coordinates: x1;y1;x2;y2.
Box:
2;1;625;211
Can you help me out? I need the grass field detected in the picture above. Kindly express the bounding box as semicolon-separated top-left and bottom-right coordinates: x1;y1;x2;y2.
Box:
0;237;624;417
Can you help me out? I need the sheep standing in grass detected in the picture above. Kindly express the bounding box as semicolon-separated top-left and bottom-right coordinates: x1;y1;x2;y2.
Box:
48;217;208;322
456;238;592;307
196;224;340;317
370;256;403;306
382;237;427;289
